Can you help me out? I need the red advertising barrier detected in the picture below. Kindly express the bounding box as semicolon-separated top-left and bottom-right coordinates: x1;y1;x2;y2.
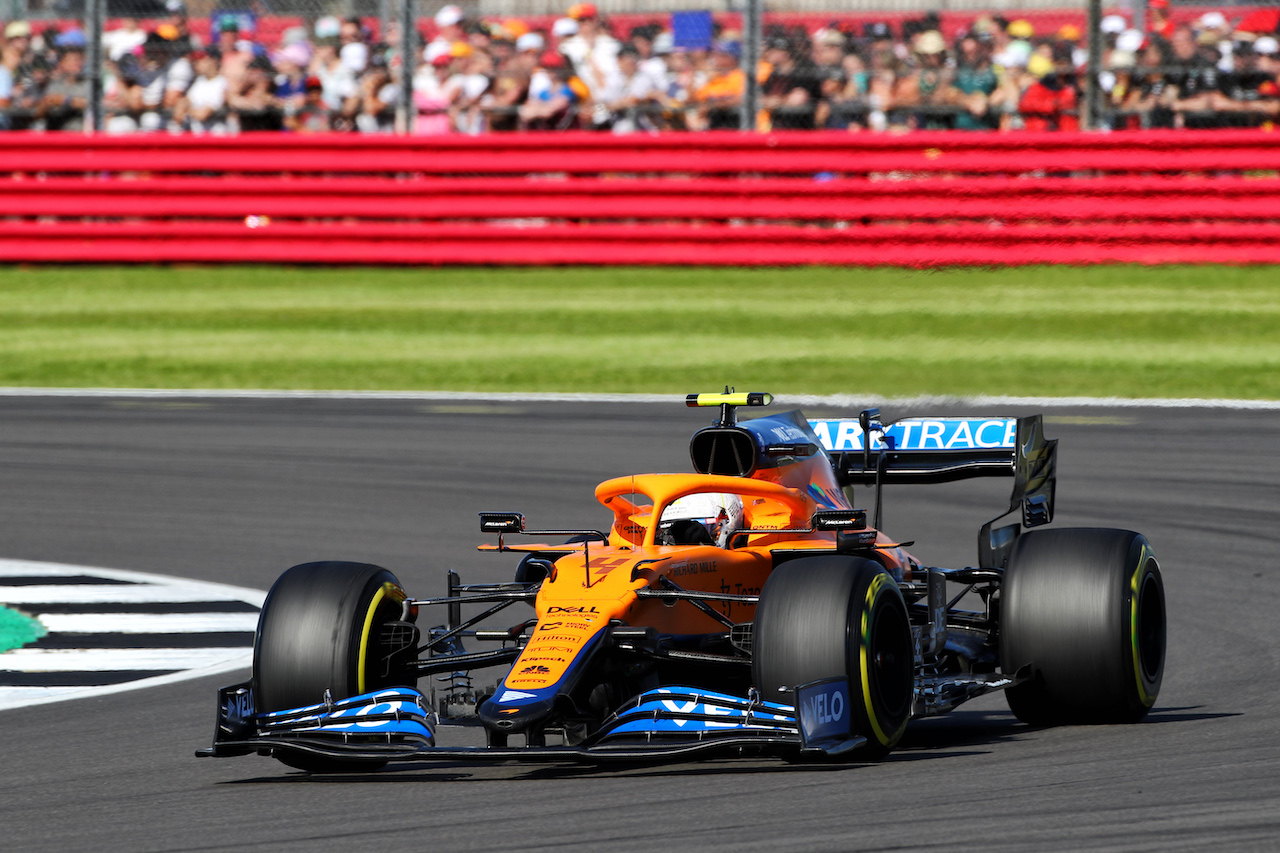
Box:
1;131;1278;266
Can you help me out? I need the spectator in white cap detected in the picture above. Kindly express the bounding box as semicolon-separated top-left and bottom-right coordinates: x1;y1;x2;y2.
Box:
1101;15;1128;37
339;17;368;73
559;2;619;102
435;5;464;35
1190;12;1232;73
102;17;147;62
516;32;545;55
426;5;466;64
412;41;461;134
1116;29;1145;55
423;41;451;66
507;31;547;76
552;18;579;43
3;19;32;85
314;16;341;40
1250;36;1278;90
1198;12;1229;34
4;18;31;40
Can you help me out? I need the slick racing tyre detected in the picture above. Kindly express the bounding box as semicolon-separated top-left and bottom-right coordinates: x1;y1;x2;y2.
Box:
253;561;410;771
1001;528;1166;726
754;556;914;760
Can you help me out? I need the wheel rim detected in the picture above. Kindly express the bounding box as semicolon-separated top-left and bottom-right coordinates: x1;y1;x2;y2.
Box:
356;581;406;694
869;597;912;721
1136;570;1165;682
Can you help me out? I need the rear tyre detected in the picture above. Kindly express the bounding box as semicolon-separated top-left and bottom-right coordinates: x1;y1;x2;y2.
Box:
253;561;410;771
1001;528;1165;726
754;556;914;760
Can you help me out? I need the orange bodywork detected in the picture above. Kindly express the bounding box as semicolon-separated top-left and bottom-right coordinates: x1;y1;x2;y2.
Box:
490;472;918;696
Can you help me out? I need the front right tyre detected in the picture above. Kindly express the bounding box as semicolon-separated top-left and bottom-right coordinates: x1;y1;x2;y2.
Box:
753;556;914;760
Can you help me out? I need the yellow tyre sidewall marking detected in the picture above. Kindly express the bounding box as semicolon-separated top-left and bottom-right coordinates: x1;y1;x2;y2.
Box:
859;572;903;748
357;582;404;695
1129;546;1155;708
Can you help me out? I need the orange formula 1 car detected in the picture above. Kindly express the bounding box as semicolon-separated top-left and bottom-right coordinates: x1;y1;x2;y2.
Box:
198;393;1167;771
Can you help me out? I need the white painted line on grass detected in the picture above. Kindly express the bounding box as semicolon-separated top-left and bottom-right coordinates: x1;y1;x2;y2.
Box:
0;387;675;403
1;386;1279;410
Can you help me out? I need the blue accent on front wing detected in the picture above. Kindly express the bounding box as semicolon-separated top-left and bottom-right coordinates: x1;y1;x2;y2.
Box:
605;717;791;736
598;687;798;739
795;678;852;748
259;688;423;720
255;688;435;744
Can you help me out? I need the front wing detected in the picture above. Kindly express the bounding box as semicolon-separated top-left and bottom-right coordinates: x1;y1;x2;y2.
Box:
195;681;865;764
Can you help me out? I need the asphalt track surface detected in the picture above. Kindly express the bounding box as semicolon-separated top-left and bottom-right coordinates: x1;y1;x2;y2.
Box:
2;396;1277;852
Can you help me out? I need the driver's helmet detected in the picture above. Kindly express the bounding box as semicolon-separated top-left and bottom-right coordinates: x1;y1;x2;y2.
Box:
659;492;744;548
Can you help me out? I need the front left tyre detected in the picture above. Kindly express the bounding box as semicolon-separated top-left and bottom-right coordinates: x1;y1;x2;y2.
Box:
253;560;410;771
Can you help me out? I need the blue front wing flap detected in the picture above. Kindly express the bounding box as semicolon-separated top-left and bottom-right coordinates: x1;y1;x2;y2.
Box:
597;687;798;741
199;683;436;758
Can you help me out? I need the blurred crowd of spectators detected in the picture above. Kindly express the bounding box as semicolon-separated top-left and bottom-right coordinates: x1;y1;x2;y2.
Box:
2;1;1278;133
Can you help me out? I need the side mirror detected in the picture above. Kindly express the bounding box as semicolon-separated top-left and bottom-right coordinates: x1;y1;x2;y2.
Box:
857;408;881;435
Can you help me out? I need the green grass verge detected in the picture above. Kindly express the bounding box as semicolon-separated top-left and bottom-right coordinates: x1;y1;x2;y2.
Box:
1;264;1275;399
0;605;46;653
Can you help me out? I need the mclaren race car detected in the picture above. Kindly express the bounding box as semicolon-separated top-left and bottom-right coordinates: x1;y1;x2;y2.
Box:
198;392;1167;771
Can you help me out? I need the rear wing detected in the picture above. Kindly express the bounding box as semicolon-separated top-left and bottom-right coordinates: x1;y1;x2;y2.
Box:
810;414;1057;534
812;417;1021;485
680;393;1055;568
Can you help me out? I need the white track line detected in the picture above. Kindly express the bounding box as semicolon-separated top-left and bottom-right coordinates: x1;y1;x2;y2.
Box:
0;648;250;671
0;558;267;605
1;387;1278;410
1;585;263;605
1;558;265;712
38;613;260;633
0;660;258;712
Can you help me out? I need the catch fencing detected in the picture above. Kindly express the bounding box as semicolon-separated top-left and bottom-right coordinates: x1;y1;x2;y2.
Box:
4;2;1280;133
2;129;1279;265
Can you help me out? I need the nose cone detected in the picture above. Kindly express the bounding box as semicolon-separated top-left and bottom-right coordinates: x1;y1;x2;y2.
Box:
478;687;558;734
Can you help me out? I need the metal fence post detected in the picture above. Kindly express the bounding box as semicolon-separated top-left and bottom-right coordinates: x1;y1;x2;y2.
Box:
399;0;414;134
1085;0;1102;131
85;0;104;133
740;0;761;131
